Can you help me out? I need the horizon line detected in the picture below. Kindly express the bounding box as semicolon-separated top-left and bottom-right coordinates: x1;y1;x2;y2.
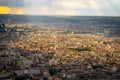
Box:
0;14;120;17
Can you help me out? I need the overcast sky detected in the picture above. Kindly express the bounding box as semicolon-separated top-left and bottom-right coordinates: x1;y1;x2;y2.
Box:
0;0;120;16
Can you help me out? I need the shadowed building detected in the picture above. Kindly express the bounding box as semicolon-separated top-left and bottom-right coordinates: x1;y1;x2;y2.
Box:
0;21;6;32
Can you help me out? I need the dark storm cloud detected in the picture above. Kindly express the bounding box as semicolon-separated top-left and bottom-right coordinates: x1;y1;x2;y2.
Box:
0;0;24;7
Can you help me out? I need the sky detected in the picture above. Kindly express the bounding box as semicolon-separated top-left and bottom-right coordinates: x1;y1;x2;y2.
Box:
0;0;120;16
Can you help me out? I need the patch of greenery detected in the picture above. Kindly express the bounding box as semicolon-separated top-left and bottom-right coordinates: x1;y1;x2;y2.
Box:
103;41;111;45
69;47;91;52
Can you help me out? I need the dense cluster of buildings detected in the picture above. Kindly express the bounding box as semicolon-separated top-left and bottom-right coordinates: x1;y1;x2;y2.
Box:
0;23;120;80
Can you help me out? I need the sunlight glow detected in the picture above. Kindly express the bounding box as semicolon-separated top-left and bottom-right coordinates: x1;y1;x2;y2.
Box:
12;8;25;14
0;6;10;14
0;6;25;14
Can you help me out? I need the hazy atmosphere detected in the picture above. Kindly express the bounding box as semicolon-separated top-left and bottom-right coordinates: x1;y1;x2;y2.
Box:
0;0;120;80
0;0;120;16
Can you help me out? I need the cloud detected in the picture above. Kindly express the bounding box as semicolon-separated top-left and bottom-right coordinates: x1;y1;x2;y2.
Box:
0;0;25;14
0;0;24;7
24;0;103;15
52;0;99;9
